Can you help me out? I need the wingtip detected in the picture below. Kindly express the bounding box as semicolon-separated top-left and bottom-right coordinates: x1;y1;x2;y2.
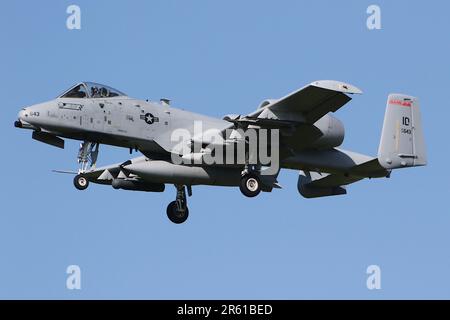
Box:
311;80;363;95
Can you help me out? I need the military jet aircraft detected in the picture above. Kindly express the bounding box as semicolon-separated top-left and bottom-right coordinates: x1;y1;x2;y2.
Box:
15;80;426;223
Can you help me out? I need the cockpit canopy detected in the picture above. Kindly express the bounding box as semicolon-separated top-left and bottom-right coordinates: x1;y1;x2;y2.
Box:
59;82;126;99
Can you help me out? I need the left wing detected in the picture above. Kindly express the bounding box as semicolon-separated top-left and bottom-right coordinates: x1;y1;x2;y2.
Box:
263;80;362;124
232;80;362;126
222;80;362;151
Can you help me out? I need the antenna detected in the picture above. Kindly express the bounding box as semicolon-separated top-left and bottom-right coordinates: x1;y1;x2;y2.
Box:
160;98;171;106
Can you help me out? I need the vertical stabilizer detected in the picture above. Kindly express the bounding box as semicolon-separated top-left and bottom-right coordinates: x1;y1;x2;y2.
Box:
378;94;427;169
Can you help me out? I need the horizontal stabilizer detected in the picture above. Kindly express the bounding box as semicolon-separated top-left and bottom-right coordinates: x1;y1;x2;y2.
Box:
298;171;347;198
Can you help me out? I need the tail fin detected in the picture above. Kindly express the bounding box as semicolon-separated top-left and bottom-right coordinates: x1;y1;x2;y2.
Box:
378;94;427;169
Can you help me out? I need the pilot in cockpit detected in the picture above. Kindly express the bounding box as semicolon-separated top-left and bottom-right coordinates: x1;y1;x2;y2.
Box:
90;86;100;98
90;86;112;98
59;82;126;99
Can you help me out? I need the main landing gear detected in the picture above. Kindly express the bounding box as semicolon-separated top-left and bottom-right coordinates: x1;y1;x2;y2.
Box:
73;141;99;191
239;166;262;198
166;185;192;224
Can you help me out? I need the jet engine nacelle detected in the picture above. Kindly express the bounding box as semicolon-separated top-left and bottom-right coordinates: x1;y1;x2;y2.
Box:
111;179;165;192
310;114;345;149
257;100;344;149
297;171;346;198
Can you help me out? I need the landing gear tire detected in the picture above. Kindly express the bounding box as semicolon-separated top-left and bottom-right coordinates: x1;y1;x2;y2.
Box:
166;201;189;224
239;173;261;198
74;174;89;190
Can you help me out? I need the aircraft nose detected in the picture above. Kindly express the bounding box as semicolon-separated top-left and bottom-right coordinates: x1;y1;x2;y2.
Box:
18;108;27;121
15;101;54;129
15;108;29;128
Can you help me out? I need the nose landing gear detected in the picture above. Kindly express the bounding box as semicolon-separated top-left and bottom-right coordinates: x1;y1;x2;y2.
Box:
78;141;99;173
166;185;191;224
73;141;99;191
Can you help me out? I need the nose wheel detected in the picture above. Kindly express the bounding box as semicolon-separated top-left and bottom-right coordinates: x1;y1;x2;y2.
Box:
166;185;191;224
74;174;89;190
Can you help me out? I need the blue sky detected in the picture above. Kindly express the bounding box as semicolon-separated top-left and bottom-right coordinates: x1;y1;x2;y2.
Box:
0;0;448;299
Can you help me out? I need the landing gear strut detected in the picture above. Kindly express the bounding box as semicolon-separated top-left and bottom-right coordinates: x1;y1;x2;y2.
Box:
77;141;99;173
166;185;190;224
73;141;99;191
